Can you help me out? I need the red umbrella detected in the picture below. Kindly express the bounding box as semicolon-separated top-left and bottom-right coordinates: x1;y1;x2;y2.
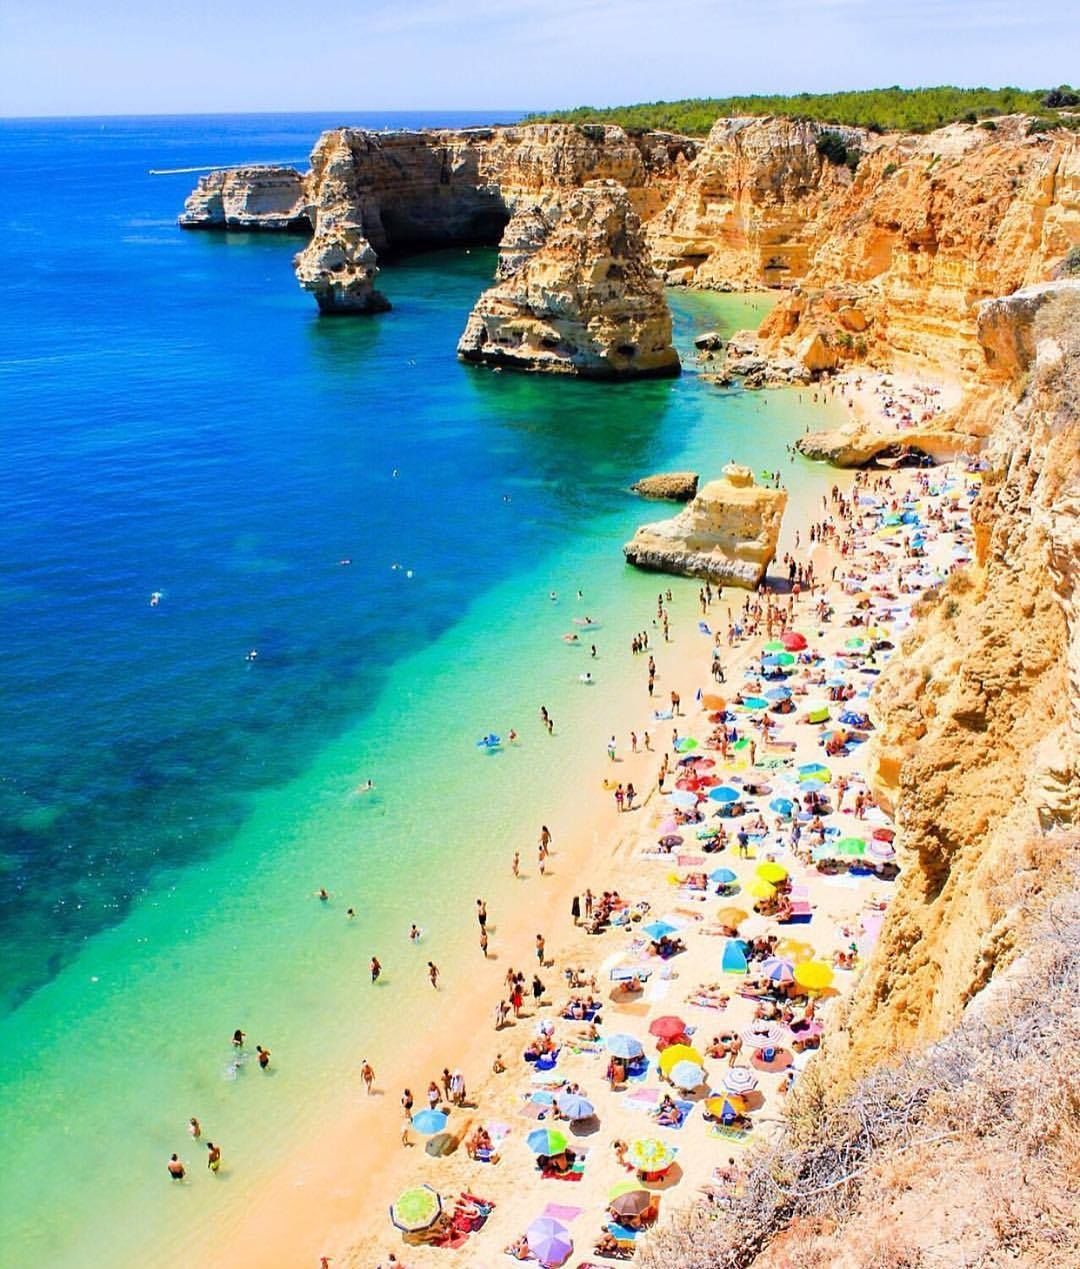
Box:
781;631;807;651
675;778;700;792
648;1015;689;1042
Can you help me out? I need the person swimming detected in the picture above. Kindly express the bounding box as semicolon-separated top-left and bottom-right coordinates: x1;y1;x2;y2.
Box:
245;649;258;662
149;591;162;606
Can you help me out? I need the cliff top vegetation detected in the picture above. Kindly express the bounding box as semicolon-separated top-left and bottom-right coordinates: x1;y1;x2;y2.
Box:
526;85;1080;136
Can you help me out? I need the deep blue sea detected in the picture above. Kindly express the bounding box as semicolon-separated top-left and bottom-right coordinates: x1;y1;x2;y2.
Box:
0;112;836;1265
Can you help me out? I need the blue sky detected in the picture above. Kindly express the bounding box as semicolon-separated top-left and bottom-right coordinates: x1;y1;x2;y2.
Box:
1;0;1078;117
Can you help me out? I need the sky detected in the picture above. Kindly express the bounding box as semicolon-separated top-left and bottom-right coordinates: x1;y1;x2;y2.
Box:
1;0;1078;117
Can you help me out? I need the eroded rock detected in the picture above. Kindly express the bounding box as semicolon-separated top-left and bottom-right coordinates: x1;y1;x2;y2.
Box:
623;465;786;586
630;472;699;501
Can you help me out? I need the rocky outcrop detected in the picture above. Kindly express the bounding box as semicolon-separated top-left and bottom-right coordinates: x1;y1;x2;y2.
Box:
751;117;1080;382
829;282;1080;1075
630;472;699;501
294;222;390;315
623;463;786;586
457;181;680;378
179;166;310;231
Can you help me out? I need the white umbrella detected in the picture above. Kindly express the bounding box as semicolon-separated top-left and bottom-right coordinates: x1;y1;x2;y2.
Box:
722;1067;759;1094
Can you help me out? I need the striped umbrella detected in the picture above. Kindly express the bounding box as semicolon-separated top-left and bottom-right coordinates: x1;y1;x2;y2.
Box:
390;1184;443;1232
704;1094;746;1122
760;956;796;984
627;1137;676;1172
742;1023;788;1049
722;1067;758;1095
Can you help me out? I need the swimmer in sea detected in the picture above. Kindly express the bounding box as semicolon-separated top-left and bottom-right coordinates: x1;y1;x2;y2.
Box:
206;1141;221;1173
317;887;329;902
346;907;355;919
245;649;258;662
338;558;352;566
150;591;162;607
188;1116;201;1139
356;779;375;793
549;591;557;602
167;1153;185;1180
232;1029;245;1048
508;729;518;744
256;1045;270;1070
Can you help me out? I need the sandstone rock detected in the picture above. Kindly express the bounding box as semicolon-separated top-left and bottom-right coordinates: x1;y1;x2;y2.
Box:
179;166;309;231
457;180;680;379
796;329;839;373
837;305;869;332
623;468;787;587
294;221;390;314
796;424;975;467
976;279;1080;379
693;330;724;350
630;472;699;501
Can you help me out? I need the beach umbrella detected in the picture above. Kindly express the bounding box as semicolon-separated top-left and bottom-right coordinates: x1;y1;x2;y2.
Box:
627;1138;676;1172
606;1034;644;1060
760;956;796;984
794;961;834;992
775;652;796;666
709;785;740;803
867;625;890;640
701;693;726;710
775;938;814;961
804;704;831;724
659;834;683;850
709;867;738;885
642;920;677;943
798;763;831;782
715;906;748;928
756;862;788;883
693;758;716;770
742;697;768;711
390;1184;443;1233
769;796;794;817
555;1091;595;1121
609;1188;653;1219
704;1094;746;1122
410;1109;449;1135
722;1067;758;1095
747;879;776;900
526;1127;568;1155
674;777;701;792
742;1023;788;1049
695;775;721;788
648;1015;689;1042
667;790;698;810
845;636;867;649
675;737;699;752
766;686;792;701
868;839;896;860
833;836;867;857
670;1060;706;1090
526;1217;573;1267
839;710;867;726
658;1043;704;1074
763;640;785;652
781;632;807;651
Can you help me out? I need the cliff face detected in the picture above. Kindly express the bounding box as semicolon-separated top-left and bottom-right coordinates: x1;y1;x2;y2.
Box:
752;117;1080;381
179;166;310;231
623;463;787;585
831;281;1079;1074
457;180;680;378
646;116;868;288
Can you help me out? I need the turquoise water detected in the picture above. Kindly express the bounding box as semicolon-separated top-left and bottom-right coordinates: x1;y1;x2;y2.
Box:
0;115;834;1265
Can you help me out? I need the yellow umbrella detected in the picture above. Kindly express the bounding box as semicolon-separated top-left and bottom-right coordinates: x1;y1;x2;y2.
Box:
866;625;890;640
747;879;776;901
794;961;834;991
704;1094;746;1119
774;938;814;961
715;906;749;928
658;1043;704;1074
756;862;788;884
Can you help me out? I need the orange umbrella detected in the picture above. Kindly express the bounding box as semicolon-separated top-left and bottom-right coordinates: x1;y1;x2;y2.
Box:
701;693;726;711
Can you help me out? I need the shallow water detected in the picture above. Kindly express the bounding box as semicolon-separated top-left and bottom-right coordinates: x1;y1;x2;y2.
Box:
0;113;838;1264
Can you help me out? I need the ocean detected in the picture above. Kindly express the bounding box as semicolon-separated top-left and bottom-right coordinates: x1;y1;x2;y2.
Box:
0;111;835;1265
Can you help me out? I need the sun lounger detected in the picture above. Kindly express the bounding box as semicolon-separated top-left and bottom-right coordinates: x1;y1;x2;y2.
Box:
609;967;652;983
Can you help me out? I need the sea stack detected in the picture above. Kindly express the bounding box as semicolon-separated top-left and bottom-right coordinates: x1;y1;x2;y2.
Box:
457;179;680;378
623;463;786;586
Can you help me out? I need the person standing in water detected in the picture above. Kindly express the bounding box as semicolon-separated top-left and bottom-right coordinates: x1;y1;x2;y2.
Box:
427;961;440;989
167;1153;185;1180
370;956;382;984
206;1142;221;1174
188;1117;201;1140
256;1045;271;1070
232;1029;245;1048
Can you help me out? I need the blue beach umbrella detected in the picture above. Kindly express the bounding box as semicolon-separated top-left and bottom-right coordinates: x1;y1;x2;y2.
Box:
709;786;740;803
642;921;677;943
527;1127;569;1155
669;1060;706;1090
607;1034;644;1060
769;797;794;816
766;687;792;701
555;1091;596;1121
743;697;768;711
411;1109;449;1135
709;867;738;885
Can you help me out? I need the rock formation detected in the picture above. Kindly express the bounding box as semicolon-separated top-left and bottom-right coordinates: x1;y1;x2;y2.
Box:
179;166;310;231
829;281;1079;1075
630;472;699;501
457;181;680;378
623;464;786;586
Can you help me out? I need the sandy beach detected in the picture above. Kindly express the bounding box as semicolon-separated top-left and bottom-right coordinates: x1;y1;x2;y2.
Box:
195;418;980;1269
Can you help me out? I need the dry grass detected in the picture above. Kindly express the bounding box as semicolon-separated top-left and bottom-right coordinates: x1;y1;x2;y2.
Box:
639;864;1080;1269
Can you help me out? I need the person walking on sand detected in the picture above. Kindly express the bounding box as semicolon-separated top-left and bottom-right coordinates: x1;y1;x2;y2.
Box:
427;961;440;989
614;783;624;812
512;850;520;877
361;1059;375;1094
370;956;382;984
626;782;636;810
571;894;581;925
476;899;488;931
671;689;681;716
427;1080;441;1112
584;889;594;920
607;735;617;761
535;933;546;964
167;1153;186;1181
401;1088;414;1120
480;927;489;957
538;842;548;875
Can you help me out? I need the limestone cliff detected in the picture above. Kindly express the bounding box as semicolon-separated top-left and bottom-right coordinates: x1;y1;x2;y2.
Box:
828;281;1079;1076
456;181;680;378
630;472;699;501
179;166;310;231
623;464;786;585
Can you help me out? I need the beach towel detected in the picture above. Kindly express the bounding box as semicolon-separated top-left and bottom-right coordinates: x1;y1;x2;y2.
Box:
609;966;652;983
541;1203;583;1224
519;1101;548;1121
652;1099;694;1129
542;1150;588;1181
624;1086;660;1111
676;854;706;867
708;1123;750;1142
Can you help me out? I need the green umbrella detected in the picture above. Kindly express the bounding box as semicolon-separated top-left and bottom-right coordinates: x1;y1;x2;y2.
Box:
764;640;785;652
834;836;866;856
390;1184;442;1232
776;652;796;666
845;637;866;649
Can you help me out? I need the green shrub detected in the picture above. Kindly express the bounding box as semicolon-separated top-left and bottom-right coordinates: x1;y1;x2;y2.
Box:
816;131;850;165
980;120;998;131
883;161;899;177
1042;86;1079;107
1058;245;1080;277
